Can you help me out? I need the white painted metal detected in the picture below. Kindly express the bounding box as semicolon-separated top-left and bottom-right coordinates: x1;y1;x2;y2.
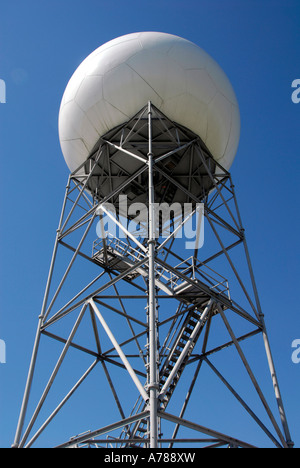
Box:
59;32;240;174
14;103;293;448
89;299;148;402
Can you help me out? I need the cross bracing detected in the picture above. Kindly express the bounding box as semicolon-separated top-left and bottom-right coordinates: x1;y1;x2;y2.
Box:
13;104;293;449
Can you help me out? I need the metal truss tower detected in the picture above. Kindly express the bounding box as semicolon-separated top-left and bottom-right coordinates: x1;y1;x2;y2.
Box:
13;103;293;448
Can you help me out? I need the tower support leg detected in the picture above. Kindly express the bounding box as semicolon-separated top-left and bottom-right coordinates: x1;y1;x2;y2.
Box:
12;177;71;448
147;102;159;448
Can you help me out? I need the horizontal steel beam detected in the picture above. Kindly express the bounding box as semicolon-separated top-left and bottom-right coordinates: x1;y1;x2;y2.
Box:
159;411;257;448
56;410;150;448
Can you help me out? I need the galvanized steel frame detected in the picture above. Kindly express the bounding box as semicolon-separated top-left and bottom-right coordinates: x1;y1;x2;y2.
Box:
13;103;293;448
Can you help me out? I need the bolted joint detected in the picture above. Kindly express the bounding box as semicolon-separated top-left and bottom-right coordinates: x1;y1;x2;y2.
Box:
147;239;156;246
146;383;160;392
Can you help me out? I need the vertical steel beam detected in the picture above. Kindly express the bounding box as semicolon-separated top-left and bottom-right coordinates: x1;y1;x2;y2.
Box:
147;102;159;448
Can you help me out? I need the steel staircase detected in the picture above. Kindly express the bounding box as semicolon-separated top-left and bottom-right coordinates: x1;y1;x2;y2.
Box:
91;236;228;447
123;300;213;446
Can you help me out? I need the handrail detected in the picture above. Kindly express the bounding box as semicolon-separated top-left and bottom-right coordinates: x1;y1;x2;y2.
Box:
92;237;230;299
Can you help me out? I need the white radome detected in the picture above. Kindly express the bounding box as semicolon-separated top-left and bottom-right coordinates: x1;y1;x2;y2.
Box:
59;32;240;173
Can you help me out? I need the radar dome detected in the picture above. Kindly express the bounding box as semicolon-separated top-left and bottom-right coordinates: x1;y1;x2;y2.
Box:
59;32;240;173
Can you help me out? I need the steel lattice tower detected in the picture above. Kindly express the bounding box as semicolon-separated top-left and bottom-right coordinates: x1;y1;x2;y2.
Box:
13;103;293;448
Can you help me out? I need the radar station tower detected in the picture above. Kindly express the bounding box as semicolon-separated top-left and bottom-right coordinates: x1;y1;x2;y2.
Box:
13;32;293;449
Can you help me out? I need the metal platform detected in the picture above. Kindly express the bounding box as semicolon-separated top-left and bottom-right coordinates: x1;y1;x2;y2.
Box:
82;104;217;210
92;236;230;304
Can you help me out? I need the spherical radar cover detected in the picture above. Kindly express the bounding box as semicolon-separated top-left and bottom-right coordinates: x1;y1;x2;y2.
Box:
59;32;240;173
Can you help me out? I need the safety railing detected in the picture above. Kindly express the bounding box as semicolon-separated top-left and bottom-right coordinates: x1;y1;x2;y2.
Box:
92;237;230;299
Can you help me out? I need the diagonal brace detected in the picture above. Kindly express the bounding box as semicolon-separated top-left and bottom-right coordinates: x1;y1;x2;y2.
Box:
89;299;148;402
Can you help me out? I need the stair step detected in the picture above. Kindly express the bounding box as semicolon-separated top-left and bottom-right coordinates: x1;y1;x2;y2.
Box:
181;334;191;342
176;341;186;349
130;307;209;441
137;426;148;434
191;312;201;319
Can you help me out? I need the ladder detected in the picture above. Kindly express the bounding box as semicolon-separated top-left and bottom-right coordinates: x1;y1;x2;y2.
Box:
124;299;213;446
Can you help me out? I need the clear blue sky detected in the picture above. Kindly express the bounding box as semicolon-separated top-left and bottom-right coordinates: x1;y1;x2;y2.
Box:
0;0;299;448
